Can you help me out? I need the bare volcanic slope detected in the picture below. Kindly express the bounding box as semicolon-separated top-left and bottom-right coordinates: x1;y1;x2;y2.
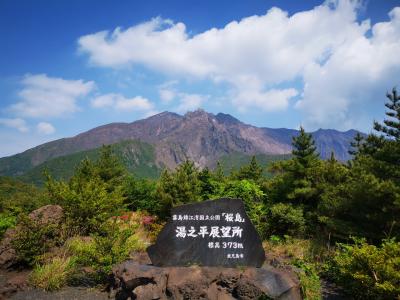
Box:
0;110;361;177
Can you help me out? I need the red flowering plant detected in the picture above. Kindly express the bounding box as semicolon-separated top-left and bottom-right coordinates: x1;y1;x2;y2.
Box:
142;216;154;226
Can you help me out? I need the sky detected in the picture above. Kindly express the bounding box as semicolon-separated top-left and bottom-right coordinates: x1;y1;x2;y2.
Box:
1;0;400;157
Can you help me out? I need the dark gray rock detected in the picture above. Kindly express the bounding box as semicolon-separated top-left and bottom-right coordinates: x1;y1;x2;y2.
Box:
108;259;301;300
147;198;265;267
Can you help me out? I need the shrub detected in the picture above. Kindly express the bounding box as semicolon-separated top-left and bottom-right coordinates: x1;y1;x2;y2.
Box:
217;179;268;237
328;238;400;299
266;203;305;237
0;212;16;239
11;214;61;266
66;237;97;266
47;175;125;235
29;256;75;291
293;259;322;300
124;177;159;214
67;219;148;282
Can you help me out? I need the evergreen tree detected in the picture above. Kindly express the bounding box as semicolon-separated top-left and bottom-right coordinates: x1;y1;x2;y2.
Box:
157;160;201;218
198;167;216;200
123;175;158;214
318;89;400;241
360;89;400;182
374;88;400;140
348;132;364;156
45;148;126;235
213;161;225;182
234;156;263;181
95;145;126;189
292;127;319;170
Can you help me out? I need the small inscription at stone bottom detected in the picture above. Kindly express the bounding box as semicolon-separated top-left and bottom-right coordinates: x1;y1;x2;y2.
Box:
147;198;265;267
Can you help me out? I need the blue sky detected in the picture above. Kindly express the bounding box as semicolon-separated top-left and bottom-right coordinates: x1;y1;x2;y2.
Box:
1;0;400;157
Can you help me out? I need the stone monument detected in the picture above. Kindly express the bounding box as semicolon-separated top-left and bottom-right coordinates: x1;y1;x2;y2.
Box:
147;198;265;267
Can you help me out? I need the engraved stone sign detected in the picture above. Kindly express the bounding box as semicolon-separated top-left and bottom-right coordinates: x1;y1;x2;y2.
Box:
147;198;265;267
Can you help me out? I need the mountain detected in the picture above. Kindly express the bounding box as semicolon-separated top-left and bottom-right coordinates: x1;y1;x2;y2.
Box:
0;110;362;180
18;140;162;185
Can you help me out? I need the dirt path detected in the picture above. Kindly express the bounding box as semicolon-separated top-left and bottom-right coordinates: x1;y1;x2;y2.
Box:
10;287;109;300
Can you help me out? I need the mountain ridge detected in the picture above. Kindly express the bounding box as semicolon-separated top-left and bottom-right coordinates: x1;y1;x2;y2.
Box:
0;110;363;177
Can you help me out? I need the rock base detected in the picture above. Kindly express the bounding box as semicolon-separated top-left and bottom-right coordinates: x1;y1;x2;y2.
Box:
109;260;301;300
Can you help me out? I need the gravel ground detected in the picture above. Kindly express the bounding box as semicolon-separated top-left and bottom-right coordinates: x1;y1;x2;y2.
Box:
10;287;109;300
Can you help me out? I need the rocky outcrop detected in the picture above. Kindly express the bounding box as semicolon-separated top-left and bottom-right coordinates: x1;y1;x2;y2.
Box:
0;205;64;269
27;205;64;225
108;260;301;300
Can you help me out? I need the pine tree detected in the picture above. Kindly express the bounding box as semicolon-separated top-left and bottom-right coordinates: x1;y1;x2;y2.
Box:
361;88;400;181
292;127;319;171
286;127;320;206
213;161;225;181
95;145;126;186
348;132;364;156
198;167;215;200
156;160;201;218
374;88;400;140
248;156;263;181
235;156;263;181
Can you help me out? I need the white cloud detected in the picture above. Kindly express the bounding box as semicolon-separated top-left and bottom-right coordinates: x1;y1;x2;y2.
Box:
296;6;400;129
91;93;115;108
175;93;206;113
158;80;179;103
78;1;400;129
0;118;29;133
159;89;176;103
233;88;298;112
10;74;95;118
36;122;55;135
91;93;154;112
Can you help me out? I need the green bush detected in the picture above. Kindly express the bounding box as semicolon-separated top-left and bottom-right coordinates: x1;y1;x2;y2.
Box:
29;256;75;291
266;203;305;237
216;179;267;237
11;214;62;266
47;175;125;235
292;259;322;300
45;147;126;236
0;212;16;239
66;237;97;267
328;238;400;299
123;176;160;215
67;220;147;281
157;161;202;218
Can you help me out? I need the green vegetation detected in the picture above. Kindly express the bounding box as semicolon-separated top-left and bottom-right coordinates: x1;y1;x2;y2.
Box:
46;146;126;235
29;256;75;291
264;237;323;300
67;217;148;281
11;214;63;266
0;176;48;213
0;212;16;239
19;140;162;185
0;89;399;297
327;238;400;299
218;152;291;178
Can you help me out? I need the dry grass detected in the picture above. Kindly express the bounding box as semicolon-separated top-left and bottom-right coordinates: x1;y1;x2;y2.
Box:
29;256;75;291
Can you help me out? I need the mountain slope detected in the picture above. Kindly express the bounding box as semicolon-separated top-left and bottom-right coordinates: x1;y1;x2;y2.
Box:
0;110;362;178
18;140;162;185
